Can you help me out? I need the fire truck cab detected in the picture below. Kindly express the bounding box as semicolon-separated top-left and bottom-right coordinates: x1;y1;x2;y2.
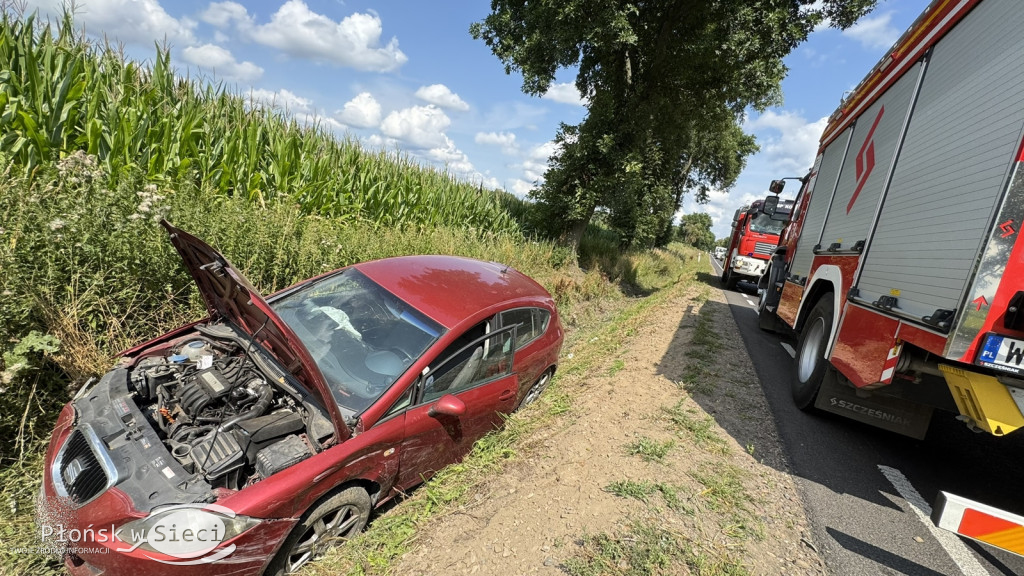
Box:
721;198;792;290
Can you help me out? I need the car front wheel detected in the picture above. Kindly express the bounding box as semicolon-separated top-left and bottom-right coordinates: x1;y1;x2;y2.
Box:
266;486;371;575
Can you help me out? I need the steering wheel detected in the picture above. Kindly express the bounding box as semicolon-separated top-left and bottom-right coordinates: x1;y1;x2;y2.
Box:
387;347;413;363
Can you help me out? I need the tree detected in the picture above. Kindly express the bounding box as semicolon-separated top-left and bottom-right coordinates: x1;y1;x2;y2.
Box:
472;0;876;252
676;213;715;252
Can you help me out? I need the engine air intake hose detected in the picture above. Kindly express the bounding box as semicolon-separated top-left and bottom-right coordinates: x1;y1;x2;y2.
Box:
217;379;272;432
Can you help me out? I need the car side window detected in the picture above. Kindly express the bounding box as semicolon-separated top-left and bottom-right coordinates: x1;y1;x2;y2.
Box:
500;308;550;350
421;326;515;404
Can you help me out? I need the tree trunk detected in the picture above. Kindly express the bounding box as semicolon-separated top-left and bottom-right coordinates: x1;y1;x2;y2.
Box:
662;158;694;242
563;203;598;257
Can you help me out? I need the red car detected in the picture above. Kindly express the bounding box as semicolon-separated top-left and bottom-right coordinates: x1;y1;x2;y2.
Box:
38;221;563;575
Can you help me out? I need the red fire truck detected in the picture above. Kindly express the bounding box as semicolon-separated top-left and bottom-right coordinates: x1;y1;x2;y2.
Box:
720;198;793;290
754;0;1024;552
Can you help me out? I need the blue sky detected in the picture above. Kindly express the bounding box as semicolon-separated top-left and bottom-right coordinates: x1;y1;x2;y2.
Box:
22;0;930;238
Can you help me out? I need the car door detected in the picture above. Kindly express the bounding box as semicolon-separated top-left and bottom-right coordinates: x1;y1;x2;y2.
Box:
395;325;517;490
498;307;552;404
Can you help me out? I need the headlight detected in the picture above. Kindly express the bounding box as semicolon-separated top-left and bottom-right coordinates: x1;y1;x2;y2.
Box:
116;503;260;559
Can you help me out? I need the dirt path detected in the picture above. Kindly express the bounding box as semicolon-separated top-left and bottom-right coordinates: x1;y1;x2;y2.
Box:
395;271;825;575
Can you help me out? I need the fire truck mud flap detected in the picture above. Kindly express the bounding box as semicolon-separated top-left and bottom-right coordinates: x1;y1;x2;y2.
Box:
938;364;1024;437
814;376;932;439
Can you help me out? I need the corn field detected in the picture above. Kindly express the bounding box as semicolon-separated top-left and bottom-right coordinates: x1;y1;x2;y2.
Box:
0;12;522;232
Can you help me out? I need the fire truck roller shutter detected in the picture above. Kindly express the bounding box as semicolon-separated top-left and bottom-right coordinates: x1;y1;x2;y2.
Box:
819;62;922;253
790;128;852;280
854;0;1024;327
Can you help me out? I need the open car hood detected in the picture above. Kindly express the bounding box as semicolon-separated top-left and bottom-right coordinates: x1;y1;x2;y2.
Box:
161;221;350;442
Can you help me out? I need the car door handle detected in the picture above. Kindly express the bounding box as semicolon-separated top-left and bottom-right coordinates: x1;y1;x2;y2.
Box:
498;390;515;401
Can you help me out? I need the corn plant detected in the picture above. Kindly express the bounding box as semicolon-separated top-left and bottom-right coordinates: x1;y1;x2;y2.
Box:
0;11;521;233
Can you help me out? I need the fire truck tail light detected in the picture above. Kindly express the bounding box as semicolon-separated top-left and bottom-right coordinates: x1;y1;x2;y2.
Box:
938;364;1024;437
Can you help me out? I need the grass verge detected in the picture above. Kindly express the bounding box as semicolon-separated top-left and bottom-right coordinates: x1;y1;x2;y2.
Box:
564;519;748;576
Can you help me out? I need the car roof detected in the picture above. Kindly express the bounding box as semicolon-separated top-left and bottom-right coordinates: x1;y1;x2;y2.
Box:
354;255;551;330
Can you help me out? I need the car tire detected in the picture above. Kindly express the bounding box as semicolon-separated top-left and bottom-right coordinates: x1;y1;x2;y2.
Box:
518;369;553;410
793;296;835;411
265;486;371;576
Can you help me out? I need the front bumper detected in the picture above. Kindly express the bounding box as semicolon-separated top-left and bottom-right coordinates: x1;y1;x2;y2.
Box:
731;256;767;279
37;391;296;575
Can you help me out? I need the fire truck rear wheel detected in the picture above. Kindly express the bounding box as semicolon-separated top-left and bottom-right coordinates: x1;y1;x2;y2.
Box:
722;267;738;290
757;286;777;333
794;296;834;410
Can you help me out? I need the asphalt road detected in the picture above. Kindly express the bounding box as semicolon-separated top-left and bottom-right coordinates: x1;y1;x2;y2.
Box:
708;254;1024;576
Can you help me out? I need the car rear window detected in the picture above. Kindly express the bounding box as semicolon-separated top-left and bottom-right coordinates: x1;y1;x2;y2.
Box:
500;308;550;350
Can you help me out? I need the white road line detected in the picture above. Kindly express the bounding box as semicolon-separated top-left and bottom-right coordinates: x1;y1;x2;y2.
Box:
744;298;755;306
878;465;990;576
710;257;723;275
780;343;796;358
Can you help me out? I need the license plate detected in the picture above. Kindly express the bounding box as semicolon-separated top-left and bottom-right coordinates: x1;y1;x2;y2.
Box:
978;334;1024;375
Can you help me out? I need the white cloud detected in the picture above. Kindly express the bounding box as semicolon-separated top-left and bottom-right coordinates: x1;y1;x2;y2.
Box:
542;82;586;106
843;12;900;50
296;113;345;133
530;141;559;160
182;44;263;83
25;0;195;46
247;88;314;114
514;141;558;182
424;143;475;176
509;179;535;198
475;131;519;155
200;1;251;28
245;0;407;71
415;84;469;111
379;105;451;150
475;131;516;147
744;110;827;174
336;92;382;129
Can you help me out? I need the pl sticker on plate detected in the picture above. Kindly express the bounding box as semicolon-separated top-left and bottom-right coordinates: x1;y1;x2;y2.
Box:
978;334;1024;375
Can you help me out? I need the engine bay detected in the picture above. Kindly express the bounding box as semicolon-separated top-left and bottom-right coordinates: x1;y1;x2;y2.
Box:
128;326;325;491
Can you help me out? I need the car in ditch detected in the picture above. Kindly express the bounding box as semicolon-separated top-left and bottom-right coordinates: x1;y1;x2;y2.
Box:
38;221;563;575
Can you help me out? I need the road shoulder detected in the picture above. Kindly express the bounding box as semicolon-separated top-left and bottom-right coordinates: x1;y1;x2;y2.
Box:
394;261;825;575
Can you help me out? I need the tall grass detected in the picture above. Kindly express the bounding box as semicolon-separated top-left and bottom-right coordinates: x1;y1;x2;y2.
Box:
0;11;518;231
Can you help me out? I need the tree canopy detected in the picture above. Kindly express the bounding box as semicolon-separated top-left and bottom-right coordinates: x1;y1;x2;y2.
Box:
676;212;715;252
472;0;877;251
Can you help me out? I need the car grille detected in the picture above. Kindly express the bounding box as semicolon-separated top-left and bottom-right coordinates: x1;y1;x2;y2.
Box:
53;427;116;506
754;242;775;256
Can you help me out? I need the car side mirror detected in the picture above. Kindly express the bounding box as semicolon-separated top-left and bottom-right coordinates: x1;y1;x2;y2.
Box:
769;179;786;194
762;195;779;216
428;394;466;417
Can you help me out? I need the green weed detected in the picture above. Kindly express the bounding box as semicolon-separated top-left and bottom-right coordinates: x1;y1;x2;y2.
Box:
608;359;626;376
691;465;763;541
626;437;675;462
605;480;657;503
661;402;728;453
564;520;749;576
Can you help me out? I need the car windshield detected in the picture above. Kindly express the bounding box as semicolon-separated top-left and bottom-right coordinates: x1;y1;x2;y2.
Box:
271;269;443;415
748;212;788;235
